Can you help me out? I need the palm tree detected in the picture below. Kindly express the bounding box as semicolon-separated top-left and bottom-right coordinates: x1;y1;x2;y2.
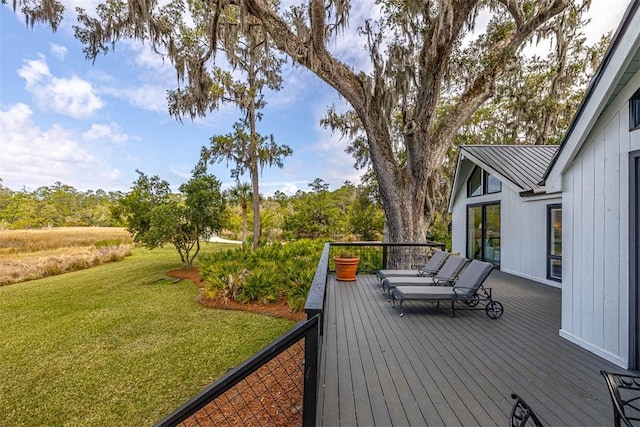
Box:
227;182;252;248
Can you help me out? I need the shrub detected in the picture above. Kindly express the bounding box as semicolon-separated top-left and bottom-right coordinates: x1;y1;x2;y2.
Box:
285;268;315;312
200;239;325;311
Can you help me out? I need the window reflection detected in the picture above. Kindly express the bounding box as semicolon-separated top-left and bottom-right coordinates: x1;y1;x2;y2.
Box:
467;166;501;197
548;205;562;281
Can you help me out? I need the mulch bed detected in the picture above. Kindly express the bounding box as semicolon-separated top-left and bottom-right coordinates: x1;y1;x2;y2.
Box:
166;267;306;322
165;267;307;426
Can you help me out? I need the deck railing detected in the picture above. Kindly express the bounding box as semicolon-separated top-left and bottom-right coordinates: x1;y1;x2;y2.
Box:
328;241;447;272
154;315;320;427
156;241;444;427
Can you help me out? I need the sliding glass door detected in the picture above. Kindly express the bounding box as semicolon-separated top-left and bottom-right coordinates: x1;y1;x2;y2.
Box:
467;203;500;268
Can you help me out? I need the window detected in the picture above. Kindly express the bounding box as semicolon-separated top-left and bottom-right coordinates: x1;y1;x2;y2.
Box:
467;166;502;197
485;172;501;194
631;87;640;131
547;205;562;281
468;167;483;197
467;203;501;268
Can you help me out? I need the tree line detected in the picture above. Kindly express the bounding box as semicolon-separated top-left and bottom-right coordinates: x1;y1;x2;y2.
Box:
0;180;123;229
0;174;394;257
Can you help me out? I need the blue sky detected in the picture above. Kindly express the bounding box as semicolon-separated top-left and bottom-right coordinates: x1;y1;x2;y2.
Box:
0;1;631;196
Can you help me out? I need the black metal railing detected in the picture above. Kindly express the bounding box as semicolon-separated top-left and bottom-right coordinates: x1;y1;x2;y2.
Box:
329;241;447;272
157;241;445;427
155;314;320;427
303;243;331;323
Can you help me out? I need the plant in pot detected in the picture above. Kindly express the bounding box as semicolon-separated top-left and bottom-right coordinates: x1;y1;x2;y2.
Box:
333;251;360;282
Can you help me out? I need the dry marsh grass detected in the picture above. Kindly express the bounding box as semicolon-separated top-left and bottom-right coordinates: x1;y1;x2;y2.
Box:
0;227;133;253
0;227;134;286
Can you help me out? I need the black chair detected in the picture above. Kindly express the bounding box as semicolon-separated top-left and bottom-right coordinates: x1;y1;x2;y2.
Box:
509;393;543;427
601;370;640;427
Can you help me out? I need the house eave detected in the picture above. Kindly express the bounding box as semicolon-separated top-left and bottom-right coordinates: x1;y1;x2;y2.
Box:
519;186;547;197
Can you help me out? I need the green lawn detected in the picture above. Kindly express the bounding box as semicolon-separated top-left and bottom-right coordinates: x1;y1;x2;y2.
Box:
0;246;295;426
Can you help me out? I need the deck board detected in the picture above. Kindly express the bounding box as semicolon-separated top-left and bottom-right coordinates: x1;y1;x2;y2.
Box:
316;270;624;426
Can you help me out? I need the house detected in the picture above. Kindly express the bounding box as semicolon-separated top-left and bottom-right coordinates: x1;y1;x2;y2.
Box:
449;145;561;287
449;0;640;369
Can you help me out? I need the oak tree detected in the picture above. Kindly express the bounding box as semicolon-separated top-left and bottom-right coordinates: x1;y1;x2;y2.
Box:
9;0;591;243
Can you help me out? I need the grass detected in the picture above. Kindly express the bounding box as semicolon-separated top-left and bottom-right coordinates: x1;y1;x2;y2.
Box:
0;227;134;253
0;227;135;286
0;246;295;426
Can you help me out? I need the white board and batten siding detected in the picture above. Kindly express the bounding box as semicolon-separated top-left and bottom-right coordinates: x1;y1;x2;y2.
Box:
450;165;561;287
500;190;561;287
559;66;640;368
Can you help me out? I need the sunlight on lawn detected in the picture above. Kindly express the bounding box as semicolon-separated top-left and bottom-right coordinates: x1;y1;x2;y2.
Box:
0;246;294;426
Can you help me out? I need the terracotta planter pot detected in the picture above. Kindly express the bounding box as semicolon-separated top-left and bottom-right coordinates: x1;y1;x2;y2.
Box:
333;256;360;282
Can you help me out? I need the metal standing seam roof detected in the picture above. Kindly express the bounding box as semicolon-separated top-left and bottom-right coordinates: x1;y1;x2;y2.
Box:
461;145;558;192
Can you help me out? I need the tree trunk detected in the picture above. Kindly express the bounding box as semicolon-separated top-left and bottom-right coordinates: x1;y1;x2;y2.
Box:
248;97;261;250
241;201;248;248
250;156;260;249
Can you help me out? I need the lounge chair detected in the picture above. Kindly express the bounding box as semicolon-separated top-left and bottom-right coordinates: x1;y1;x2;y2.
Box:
391;259;503;318
381;255;468;296
376;249;449;285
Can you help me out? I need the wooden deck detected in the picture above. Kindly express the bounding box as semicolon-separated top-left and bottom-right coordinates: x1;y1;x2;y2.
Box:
317;270;623;426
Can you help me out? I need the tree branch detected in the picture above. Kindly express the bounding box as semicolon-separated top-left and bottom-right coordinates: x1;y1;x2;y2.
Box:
433;0;571;151
415;0;479;129
309;0;326;51
497;0;524;28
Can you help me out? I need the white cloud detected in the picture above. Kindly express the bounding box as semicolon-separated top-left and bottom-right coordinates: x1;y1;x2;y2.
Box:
102;84;168;113
260;180;308;197
17;56;50;86
0;103;121;191
90;41;179;114
82;123;136;144
131;42;175;74
48;76;104;118
267;64;323;109
324;1;378;73
169;165;193;181
49;43;68;60
278;182;300;195
18;56;104;119
310;129;362;186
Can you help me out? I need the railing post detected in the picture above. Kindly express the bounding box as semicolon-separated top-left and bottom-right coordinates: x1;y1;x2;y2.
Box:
303;315;319;427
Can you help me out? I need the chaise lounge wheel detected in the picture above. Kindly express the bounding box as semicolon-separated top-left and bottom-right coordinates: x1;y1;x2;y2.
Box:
463;295;479;307
486;301;504;319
